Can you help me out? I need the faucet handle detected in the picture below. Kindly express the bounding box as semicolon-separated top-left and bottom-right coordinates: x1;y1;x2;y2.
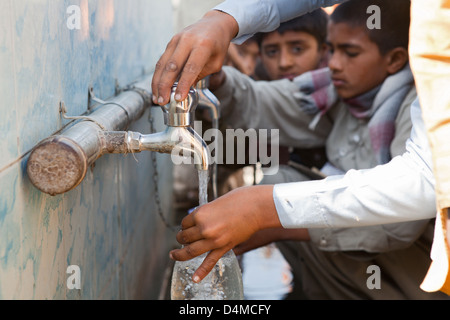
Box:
160;83;198;127
196;76;210;89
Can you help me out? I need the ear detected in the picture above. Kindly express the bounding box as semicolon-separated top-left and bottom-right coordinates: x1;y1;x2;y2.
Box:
385;47;408;74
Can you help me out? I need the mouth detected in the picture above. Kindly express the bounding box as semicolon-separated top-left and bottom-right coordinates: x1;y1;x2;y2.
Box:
332;77;346;88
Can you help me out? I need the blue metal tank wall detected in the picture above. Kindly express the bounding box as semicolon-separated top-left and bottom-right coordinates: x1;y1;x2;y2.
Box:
0;0;177;299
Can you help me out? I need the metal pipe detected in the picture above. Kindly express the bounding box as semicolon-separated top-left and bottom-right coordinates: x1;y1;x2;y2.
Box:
27;78;210;196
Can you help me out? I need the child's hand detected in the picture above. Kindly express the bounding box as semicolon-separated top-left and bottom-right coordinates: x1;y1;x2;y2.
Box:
208;70;226;91
170;185;281;283
151;10;238;106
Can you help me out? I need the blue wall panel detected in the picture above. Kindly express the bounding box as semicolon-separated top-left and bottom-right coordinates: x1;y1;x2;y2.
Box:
0;0;177;299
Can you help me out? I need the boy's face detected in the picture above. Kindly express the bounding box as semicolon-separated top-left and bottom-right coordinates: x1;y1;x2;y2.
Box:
326;22;390;99
260;30;325;81
231;41;260;76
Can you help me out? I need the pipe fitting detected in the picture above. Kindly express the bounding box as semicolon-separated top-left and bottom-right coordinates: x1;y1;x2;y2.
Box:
27;78;211;196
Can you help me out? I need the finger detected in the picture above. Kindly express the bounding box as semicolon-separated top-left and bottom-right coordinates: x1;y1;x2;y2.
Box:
176;226;203;245
151;40;177;104
180;209;198;230
151;59;164;104
174;46;215;102
192;248;229;283
152;38;191;105
170;239;212;262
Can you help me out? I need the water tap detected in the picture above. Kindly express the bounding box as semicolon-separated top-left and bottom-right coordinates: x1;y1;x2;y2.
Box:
126;83;210;171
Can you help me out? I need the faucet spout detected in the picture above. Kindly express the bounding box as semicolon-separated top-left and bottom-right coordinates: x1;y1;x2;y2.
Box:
126;126;210;171
108;83;210;171
176;126;210;172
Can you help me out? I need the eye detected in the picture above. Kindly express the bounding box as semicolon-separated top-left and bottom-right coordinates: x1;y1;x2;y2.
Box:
291;46;304;54
326;44;334;54
237;48;245;57
345;51;359;57
264;48;278;58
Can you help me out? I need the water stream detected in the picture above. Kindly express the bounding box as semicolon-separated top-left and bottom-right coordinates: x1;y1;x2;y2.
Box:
170;170;244;300
198;170;209;206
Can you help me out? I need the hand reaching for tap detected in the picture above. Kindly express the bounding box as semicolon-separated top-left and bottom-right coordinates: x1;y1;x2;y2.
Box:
169;185;282;283
151;10;239;106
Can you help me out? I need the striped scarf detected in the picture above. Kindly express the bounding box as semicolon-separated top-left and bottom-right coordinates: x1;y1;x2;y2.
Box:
293;64;415;164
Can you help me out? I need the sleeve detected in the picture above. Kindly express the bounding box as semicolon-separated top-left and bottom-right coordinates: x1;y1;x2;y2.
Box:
213;66;332;149
390;86;417;157
306;86;424;253
214;0;346;44
273;98;437;233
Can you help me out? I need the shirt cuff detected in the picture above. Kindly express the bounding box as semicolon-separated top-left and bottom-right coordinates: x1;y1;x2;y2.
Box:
214;0;281;44
273;177;337;229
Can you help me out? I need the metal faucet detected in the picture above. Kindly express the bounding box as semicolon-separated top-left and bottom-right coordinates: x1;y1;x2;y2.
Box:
126;83;210;171
197;77;220;131
27;79;210;196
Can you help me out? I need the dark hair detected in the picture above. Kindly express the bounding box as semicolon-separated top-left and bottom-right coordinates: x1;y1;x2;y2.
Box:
255;9;329;48
330;0;411;54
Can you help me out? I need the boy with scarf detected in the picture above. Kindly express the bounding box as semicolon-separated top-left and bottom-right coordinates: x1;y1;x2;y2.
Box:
201;0;447;299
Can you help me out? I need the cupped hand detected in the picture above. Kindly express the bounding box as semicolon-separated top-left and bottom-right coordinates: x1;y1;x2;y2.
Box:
151;10;239;106
169;185;281;283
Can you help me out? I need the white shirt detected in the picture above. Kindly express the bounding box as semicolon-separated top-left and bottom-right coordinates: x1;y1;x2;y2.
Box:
274;98;437;229
214;0;436;228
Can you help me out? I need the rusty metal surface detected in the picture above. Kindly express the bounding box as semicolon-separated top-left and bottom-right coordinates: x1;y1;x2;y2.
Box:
100;131;129;154
27;137;87;196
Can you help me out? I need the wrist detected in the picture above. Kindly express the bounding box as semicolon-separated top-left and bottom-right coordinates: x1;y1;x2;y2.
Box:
205;10;239;42
251;185;281;231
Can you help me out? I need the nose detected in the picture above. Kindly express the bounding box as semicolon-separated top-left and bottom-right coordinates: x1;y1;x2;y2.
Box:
242;56;256;76
279;48;294;70
328;51;342;73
